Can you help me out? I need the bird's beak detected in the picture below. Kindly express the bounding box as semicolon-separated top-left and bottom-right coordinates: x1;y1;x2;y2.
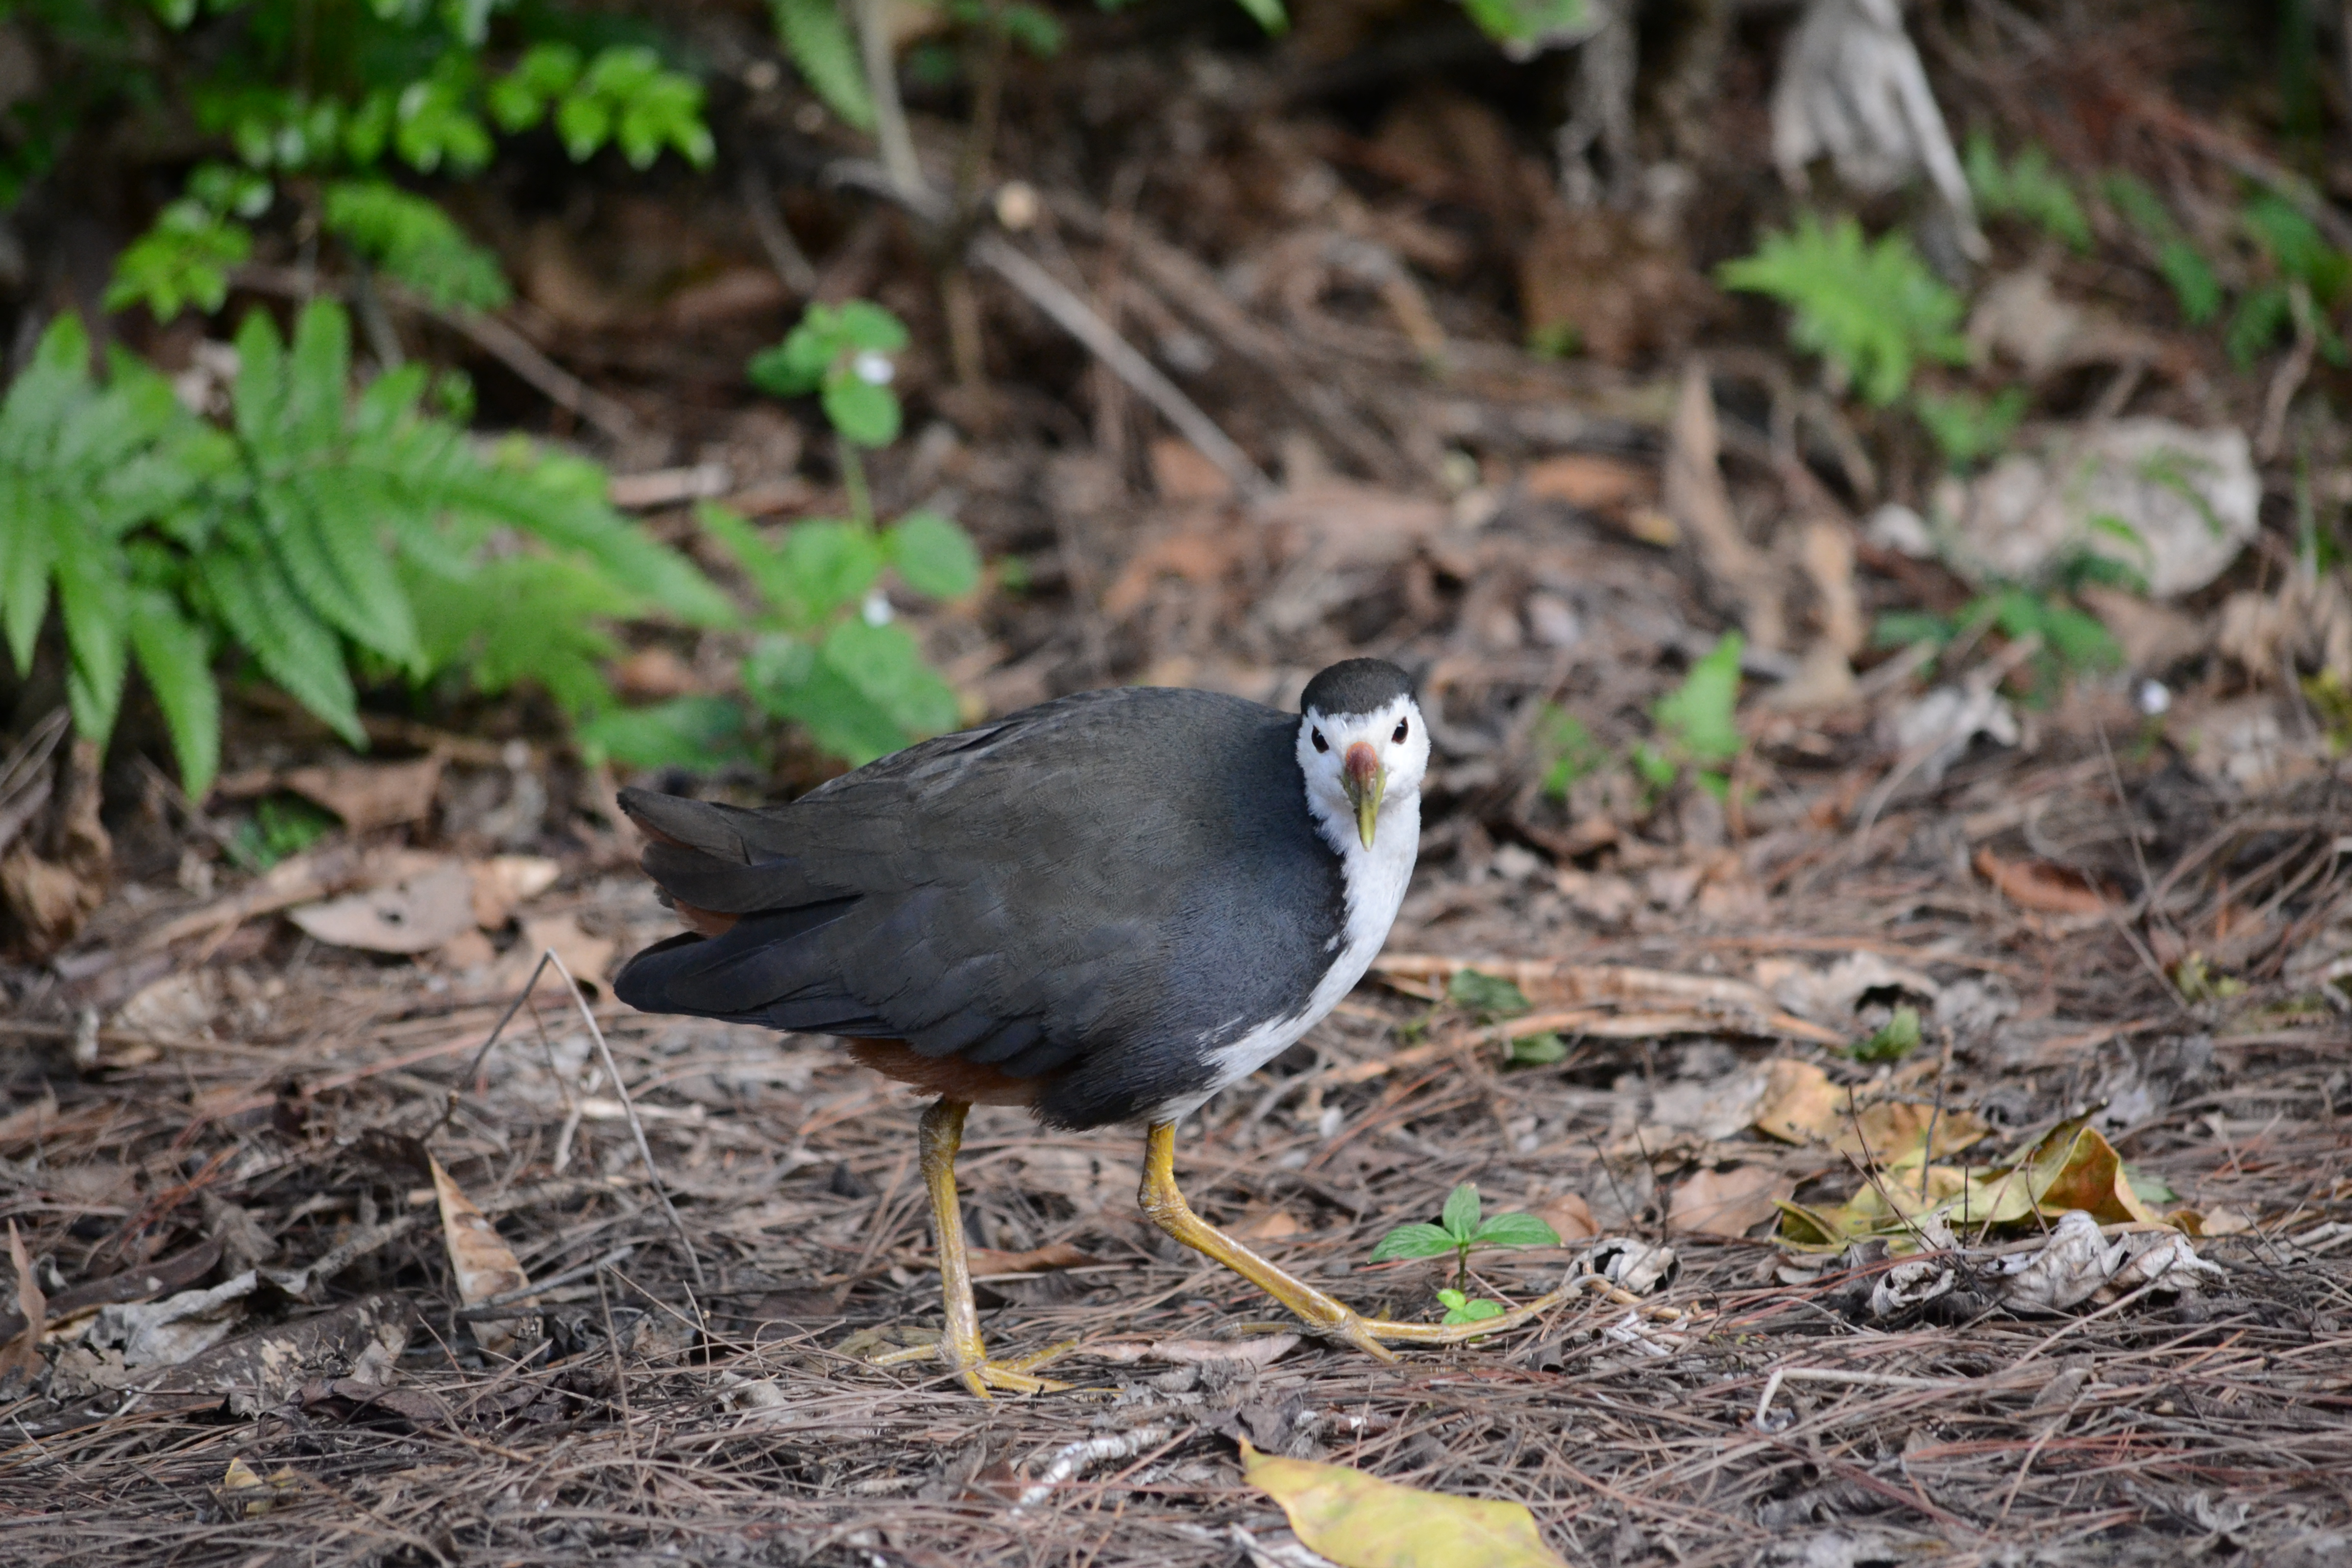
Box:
1342;742;1385;849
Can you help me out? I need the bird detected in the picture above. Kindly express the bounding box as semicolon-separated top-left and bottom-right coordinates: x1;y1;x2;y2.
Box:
611;658;1574;1394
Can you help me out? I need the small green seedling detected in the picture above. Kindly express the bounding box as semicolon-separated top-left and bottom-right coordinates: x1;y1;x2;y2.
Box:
1633;630;1745;800
1849;1004;1921;1065
1447;970;1565;1067
1368;1183;1561;1296
1436;1287;1504;1325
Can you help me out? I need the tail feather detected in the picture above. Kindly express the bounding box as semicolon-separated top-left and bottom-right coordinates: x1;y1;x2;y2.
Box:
617;787;753;861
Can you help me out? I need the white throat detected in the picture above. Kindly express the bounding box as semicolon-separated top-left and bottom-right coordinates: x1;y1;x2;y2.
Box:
1164;695;1427;1121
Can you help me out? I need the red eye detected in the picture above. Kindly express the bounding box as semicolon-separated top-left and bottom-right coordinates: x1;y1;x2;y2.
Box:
1392;719;1409;743
1311;729;1329;752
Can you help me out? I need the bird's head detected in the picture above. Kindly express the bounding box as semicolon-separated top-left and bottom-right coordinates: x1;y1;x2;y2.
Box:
1296;658;1429;852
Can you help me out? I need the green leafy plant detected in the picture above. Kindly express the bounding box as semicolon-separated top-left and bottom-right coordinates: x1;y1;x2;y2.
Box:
2228;192;2351;369
95;3;713;323
1633;631;1744;797
225;796;335;872
1718;214;1970;405
0;302;729;800
1964;133;2091;251
321;180;509;310
1532;704;1606;799
683;300;984;766
1876;583;2121;701
1369;1183;1561;1297
1445;968;1564;1067
2100;174;2223;326
1915;386;2029;472
1850;1004;1921;1065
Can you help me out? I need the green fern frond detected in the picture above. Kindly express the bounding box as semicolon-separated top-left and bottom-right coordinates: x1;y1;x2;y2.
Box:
1719;213;1970;405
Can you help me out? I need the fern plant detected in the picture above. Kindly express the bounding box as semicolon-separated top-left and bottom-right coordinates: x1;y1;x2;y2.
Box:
0;301;730;800
1964;133;2091;252
1718;214;1970;405
94;1;714;323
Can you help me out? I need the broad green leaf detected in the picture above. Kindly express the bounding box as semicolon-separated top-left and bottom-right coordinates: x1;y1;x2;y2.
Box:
128;590;222;798
1447;968;1529;1019
1239;1441;1570;1568
773;0;876;131
822;372;900;447
820;618;957;736
747;333;832;398
1653;630;1744;764
830;300;910;353
1366;1223;1458;1263
777;519;886;619
1851;1004;1921;1064
1439;1182;1482;1239
751;646;911;763
886;510;980;598
1228;0;1288;34
742;630;819;700
696;503;802;615
487;42;582;132
577;695;748;771
1469;1213;1561;1250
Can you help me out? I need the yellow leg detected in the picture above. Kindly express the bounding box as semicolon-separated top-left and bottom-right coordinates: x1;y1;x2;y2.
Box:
1138;1121;1578;1357
876;1097;1070;1397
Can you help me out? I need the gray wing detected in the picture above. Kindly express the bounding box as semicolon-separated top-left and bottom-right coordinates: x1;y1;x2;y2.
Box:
611;687;1345;1126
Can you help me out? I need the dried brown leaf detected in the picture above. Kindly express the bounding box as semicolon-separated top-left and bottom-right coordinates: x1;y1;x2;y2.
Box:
1975;848;2110;917
281;755;445;833
289;857;477;953
1669;1166;1795;1238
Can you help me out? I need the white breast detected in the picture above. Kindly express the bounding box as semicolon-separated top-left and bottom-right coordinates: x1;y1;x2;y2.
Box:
1155;789;1420;1123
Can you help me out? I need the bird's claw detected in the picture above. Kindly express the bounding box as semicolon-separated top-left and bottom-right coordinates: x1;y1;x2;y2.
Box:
861;1327;1074;1396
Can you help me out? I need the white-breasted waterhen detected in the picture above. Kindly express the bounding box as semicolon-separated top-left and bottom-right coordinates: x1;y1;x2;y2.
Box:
613;658;1576;1394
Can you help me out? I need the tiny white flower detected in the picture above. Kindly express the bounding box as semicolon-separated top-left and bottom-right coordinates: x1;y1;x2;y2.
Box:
861;589;894;626
852;350;895;386
2137;678;2171;717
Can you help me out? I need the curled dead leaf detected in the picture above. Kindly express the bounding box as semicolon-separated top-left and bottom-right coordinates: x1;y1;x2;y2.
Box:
967;1241;1100;1276
429;1155;536;1355
1975;848;2111;917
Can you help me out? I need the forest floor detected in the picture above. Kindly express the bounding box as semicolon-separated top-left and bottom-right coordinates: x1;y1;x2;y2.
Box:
6;1;2352;1563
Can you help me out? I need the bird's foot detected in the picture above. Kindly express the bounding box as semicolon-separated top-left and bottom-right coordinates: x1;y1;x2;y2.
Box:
862;1328;1075;1397
1259;1281;1586;1357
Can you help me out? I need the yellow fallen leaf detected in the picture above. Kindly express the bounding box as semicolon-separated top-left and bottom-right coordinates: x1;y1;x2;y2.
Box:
430;1154;536;1354
1239;1439;1569;1568
220;1457;298;1515
1753;1059;1842;1144
1752;1059;1988;1162
2021;1125;2158;1226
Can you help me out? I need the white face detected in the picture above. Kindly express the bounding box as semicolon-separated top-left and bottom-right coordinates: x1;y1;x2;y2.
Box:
1295;692;1430;852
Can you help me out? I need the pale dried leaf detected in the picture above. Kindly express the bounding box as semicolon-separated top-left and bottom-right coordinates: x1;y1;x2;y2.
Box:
469;854;564;929
430;1155;534;1354
0;1222;43;1387
1669;1166;1796;1238
289;858;477;953
282;755;445;833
